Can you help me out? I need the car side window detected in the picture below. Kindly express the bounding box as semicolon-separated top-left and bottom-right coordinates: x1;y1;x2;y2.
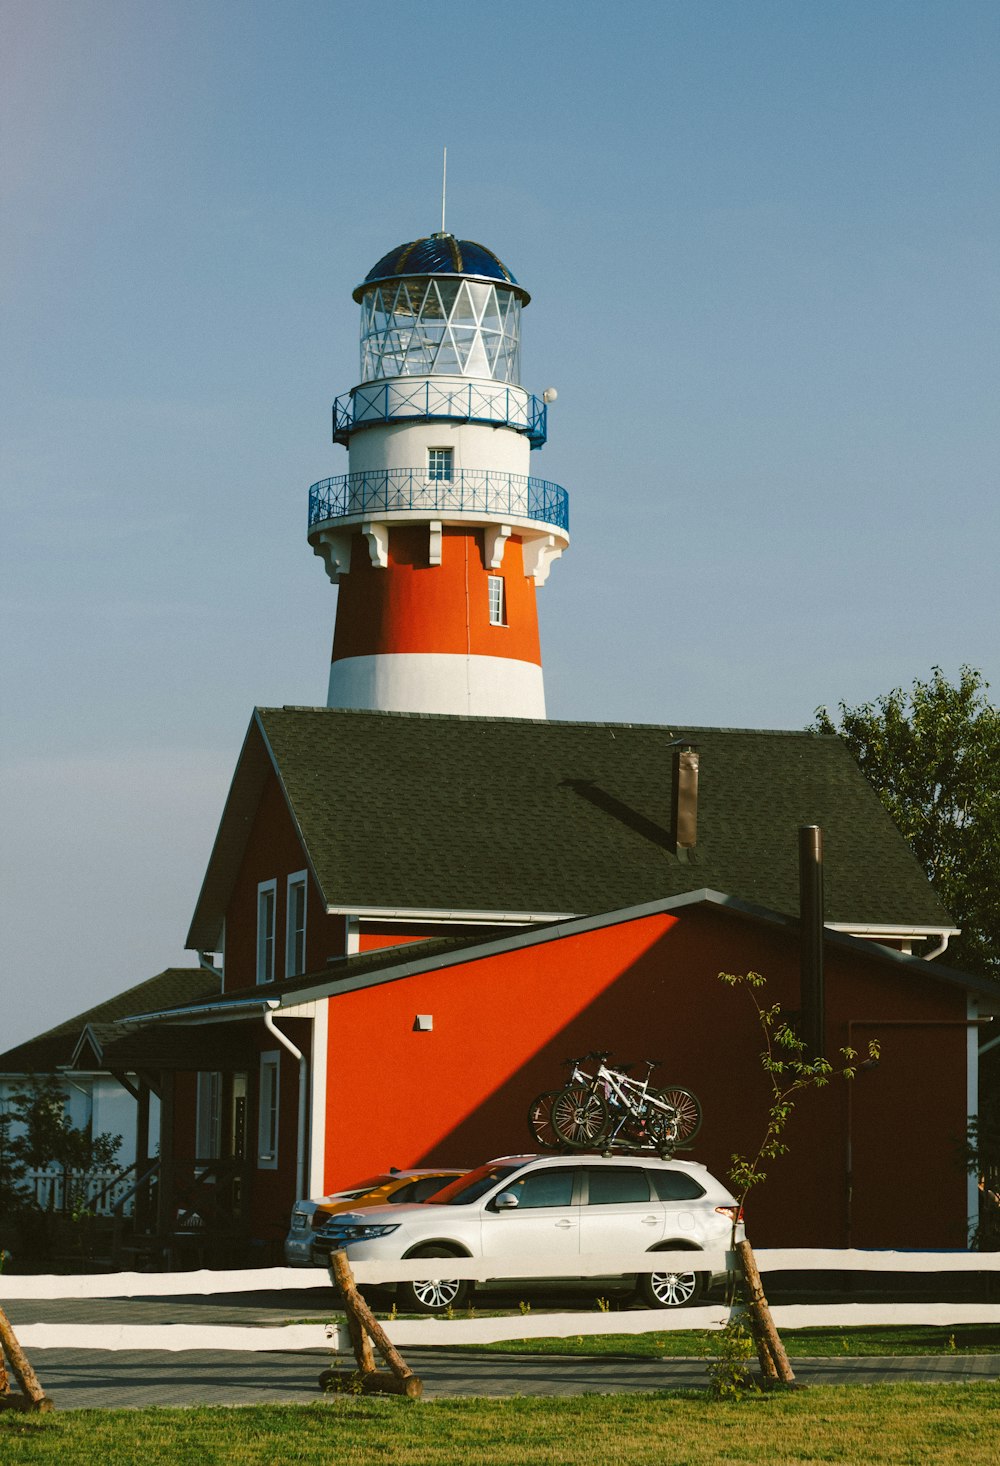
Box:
649;1169;707;1201
584;1167;652;1204
502;1169;575;1209
389;1180;419;1203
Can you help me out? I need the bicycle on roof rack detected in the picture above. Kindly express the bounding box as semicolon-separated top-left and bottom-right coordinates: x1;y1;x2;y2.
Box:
528;1051;702;1156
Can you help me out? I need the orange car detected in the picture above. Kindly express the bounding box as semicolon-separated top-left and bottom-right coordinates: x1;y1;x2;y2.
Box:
283;1168;465;1265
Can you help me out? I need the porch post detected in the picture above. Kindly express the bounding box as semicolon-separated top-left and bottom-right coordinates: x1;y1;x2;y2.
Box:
155;1070;176;1238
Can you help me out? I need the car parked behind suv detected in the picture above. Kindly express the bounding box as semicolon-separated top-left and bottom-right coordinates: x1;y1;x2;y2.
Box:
283;1168;465;1266
316;1153;743;1311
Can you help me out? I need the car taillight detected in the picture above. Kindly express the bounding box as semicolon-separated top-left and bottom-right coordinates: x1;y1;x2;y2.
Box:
715;1205;744;1224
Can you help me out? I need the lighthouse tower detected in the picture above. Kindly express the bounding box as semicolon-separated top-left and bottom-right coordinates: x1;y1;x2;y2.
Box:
308;234;569;718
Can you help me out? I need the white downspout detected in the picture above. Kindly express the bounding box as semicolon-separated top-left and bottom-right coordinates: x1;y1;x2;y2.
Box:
264;1010;308;1202
923;932;953;961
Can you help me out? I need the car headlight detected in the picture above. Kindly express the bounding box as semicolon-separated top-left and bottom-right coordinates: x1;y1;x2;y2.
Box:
322;1223;400;1243
290;1211;312;1233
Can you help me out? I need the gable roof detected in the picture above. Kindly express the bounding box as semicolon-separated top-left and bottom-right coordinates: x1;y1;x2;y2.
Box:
186;707;954;951
0;968;219;1075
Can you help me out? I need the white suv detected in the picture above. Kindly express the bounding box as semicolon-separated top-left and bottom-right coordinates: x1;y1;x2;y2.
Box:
316;1153;742;1313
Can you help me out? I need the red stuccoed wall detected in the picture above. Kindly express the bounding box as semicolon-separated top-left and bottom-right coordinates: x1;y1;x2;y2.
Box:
331;526;542;665
322;908;970;1249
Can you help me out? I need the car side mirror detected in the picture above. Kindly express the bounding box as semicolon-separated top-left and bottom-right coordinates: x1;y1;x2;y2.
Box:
495;1191;520;1210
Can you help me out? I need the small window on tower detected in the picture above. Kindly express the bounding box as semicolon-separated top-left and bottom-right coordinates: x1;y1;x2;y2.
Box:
427;447;453;481
488;575;507;626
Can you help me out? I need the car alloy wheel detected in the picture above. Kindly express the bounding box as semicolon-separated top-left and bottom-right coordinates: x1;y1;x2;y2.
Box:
638;1267;705;1308
397;1247;470;1314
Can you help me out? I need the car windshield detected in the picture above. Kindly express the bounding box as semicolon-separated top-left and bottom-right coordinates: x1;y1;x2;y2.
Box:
426;1163;525;1206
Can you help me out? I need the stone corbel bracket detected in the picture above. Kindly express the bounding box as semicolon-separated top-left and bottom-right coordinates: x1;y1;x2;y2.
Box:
522;533;563;586
312;529;353;586
484;524;512;570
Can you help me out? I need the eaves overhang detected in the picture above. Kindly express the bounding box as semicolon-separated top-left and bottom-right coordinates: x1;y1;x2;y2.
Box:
119;996;280;1028
271;888;1000;1010
325;904;576;925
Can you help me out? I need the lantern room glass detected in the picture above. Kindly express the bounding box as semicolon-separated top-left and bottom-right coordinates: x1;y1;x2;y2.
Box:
359;278;522;384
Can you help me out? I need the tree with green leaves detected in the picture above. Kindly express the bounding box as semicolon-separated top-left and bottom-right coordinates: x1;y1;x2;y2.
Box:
5;1077;122;1215
812;665;1000;981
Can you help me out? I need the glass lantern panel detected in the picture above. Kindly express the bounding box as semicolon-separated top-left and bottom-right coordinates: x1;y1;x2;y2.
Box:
450;281;479;327
432;332;463;374
359;281;522;383
393;281;422;319
478;285;502;330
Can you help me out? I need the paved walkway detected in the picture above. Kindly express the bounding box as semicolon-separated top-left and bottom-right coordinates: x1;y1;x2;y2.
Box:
17;1347;1000;1408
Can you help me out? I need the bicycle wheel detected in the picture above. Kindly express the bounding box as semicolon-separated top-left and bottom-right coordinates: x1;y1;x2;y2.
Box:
652;1087;702;1145
551;1085;610;1149
527;1090;563;1150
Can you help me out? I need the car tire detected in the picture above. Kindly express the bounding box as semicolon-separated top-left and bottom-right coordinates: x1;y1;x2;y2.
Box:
396;1247;470;1315
636;1248;707;1308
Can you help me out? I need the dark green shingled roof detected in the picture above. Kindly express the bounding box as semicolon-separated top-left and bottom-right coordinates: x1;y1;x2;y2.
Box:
187;709;953;950
0;968;218;1074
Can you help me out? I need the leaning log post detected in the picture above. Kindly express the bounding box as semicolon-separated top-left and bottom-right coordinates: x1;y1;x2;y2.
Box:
0;1304;54;1413
736;1240;796;1386
329;1250;422;1398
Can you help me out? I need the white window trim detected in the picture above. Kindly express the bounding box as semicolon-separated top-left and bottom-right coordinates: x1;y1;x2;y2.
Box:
285;871;308;979
488;574;507;626
427;446;454;482
257;1050;280;1170
257;879;277;984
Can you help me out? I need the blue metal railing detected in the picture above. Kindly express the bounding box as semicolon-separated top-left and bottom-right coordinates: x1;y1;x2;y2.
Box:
332;381;547;449
308;469;569;535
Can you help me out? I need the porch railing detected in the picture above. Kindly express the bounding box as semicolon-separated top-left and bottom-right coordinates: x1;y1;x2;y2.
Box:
333;381;547;448
21;1166;138;1217
308;469;569;534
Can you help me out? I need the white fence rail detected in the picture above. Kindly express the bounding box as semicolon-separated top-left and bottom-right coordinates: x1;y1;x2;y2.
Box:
4;1250;1000;1353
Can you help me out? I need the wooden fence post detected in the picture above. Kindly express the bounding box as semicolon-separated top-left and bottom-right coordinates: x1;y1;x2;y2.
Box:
320;1251;422;1399
0;1305;54;1413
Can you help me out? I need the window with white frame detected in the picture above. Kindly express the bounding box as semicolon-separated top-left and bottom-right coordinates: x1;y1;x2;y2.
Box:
427;447;453;481
257;1051;280;1168
257;880;276;983
488;574;507;626
195;1071;222;1161
286;872;307;978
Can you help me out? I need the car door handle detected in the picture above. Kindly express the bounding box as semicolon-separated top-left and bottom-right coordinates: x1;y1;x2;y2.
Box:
642;1216;659;1226
555;1219;573;1229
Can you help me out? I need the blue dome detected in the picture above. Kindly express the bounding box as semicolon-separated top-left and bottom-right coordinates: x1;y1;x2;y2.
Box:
353;234;530;304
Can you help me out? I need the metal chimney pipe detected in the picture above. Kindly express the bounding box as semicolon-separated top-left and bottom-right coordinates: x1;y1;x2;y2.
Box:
799;824;825;1056
673;744;700;852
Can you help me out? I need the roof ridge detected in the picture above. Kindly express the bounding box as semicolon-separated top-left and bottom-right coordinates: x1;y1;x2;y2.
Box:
262;706;832;738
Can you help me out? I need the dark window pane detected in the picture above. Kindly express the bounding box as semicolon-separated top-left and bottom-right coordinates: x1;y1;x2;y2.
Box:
650;1169;707;1201
505;1169;575;1209
412;1176;453;1202
585;1168;651;1205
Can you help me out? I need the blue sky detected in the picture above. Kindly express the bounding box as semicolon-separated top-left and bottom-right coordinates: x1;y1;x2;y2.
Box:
2;0;997;1048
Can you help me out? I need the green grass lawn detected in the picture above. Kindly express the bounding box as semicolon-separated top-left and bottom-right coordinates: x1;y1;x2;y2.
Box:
1;1385;999;1465
312;1308;1000;1357
443;1323;1000;1357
